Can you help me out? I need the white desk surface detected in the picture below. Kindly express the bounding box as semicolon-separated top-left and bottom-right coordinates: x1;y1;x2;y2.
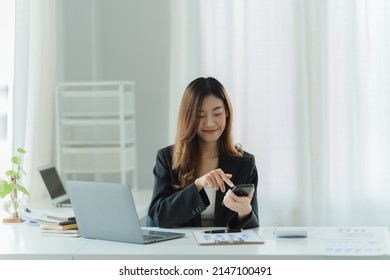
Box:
1;224;389;260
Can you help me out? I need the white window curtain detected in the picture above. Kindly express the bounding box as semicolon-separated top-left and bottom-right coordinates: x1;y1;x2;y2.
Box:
12;0;56;204
171;0;390;226
0;1;15;175
169;0;203;140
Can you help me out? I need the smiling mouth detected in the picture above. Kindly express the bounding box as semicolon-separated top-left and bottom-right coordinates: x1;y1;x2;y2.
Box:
202;129;218;134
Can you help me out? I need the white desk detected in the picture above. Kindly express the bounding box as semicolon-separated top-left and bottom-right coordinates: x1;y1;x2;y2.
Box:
0;223;83;260
1;224;389;260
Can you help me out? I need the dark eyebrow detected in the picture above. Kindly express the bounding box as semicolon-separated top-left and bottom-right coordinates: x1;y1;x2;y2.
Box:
200;106;224;112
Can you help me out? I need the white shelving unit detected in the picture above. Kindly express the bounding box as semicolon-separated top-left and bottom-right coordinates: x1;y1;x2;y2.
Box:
55;81;137;189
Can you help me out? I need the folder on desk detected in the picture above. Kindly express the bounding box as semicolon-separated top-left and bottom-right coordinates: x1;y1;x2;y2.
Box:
193;229;264;245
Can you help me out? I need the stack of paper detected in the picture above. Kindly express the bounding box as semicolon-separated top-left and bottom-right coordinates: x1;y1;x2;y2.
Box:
40;228;80;238
36;214;79;238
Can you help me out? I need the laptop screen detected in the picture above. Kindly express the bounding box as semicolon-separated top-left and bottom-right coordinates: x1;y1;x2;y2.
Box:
39;166;66;199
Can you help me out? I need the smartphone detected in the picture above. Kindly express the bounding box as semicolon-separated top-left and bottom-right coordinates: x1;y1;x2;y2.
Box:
231;184;254;196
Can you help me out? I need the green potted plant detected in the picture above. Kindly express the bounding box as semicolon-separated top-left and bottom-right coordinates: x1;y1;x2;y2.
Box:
0;148;30;223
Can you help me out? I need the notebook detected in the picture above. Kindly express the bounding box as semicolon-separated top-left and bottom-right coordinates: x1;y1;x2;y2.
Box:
65;180;186;244
38;165;71;207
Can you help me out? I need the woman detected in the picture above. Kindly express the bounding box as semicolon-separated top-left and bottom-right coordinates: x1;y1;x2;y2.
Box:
148;77;259;229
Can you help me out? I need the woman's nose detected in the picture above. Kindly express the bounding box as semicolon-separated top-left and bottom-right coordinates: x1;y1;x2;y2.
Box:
205;115;215;126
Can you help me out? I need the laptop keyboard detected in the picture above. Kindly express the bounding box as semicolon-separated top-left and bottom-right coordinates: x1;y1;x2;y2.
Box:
142;229;185;242
143;234;163;240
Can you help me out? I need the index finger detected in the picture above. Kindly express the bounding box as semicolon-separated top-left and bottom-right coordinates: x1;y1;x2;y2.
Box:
222;173;234;188
215;169;234;193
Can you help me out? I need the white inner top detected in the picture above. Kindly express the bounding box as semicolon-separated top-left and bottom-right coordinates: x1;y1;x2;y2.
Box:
201;186;216;226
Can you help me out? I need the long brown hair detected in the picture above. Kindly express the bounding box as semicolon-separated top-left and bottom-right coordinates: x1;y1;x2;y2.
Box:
172;77;241;188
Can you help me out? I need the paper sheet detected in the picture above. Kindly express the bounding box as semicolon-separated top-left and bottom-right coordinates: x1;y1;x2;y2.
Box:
192;229;264;245
318;227;388;256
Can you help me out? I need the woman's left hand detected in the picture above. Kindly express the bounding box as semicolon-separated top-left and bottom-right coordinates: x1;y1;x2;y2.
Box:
222;188;254;221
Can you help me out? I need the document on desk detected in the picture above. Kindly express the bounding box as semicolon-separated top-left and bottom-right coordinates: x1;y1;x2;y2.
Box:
19;207;75;225
318;227;389;256
193;229;265;245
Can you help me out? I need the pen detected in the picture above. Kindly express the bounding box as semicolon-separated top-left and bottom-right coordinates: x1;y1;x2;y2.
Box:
204;229;243;234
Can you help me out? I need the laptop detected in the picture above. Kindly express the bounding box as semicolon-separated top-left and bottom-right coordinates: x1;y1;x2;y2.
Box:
38;165;72;207
65;180;185;244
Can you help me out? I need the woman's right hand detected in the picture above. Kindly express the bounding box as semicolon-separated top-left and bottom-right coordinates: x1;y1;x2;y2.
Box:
194;168;234;193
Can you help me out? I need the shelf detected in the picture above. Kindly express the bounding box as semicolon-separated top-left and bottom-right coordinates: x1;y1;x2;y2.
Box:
62;113;135;122
55;81;137;188
61;141;135;148
61;118;133;125
62;167;135;174
60;145;135;153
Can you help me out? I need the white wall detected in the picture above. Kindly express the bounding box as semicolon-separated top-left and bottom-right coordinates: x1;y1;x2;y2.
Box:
56;0;171;190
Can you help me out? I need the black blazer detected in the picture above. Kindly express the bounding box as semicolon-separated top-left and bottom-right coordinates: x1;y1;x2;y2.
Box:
148;145;259;229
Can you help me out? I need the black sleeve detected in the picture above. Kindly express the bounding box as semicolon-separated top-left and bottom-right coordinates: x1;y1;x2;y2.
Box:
227;154;259;229
148;148;210;227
